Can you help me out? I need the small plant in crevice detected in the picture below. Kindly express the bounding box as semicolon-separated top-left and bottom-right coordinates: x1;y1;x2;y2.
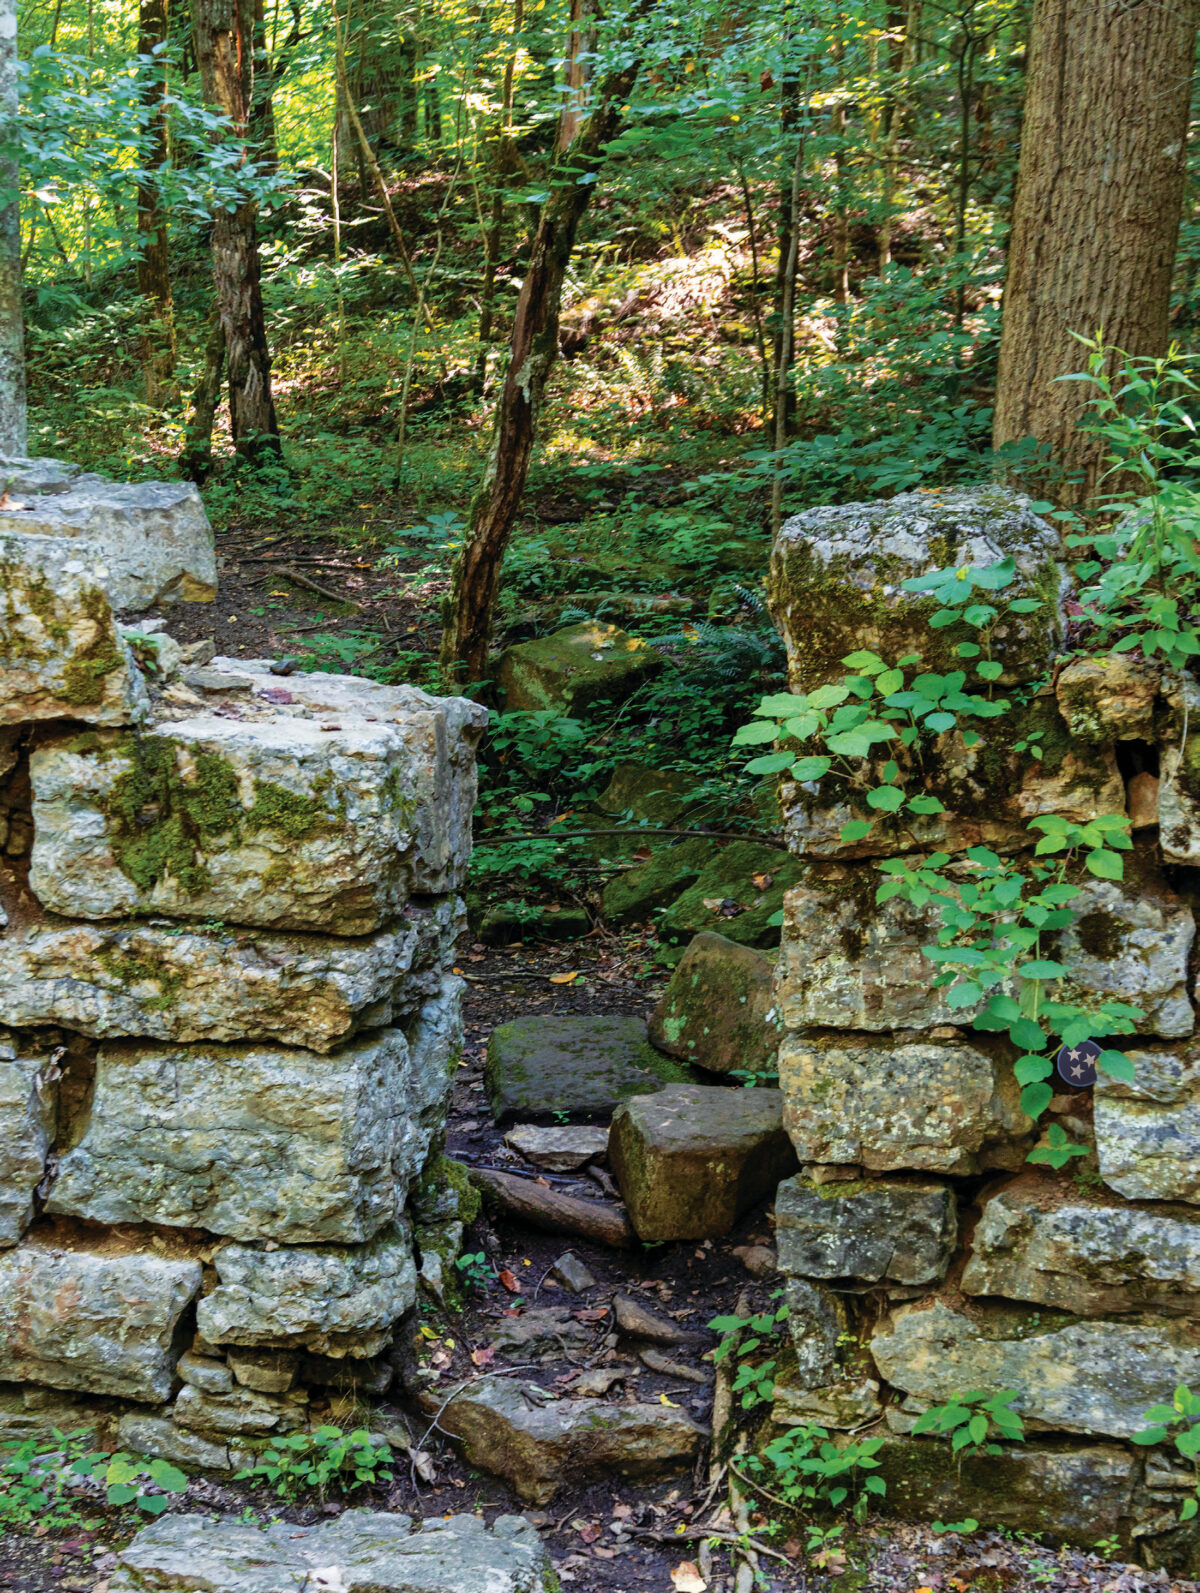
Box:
1134;1384;1200;1522
709;1297;789;1410
454;1250;494;1292
233;1425;394;1502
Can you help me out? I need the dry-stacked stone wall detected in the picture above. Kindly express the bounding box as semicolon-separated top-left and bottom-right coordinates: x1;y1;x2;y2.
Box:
767;487;1200;1569
0;468;485;1471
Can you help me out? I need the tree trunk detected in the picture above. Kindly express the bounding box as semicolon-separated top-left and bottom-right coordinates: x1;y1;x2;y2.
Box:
993;0;1200;500
439;44;645;684
181;306;226;481
193;0;282;464
0;0;26;457
137;0;177;403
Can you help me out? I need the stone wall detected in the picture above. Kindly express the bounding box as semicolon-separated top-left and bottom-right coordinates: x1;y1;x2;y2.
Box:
767;487;1200;1570
0;463;485;1469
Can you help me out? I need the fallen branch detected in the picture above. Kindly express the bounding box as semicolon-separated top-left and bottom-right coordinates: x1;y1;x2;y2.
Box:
278;565;364;612
630;1527;791;1566
477;826;781;847
469;1166;633;1248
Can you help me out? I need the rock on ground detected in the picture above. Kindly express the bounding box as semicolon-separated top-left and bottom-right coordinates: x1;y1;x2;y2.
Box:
1095;1041;1200;1204
648;931;780;1077
431;1374;707;1504
496;620;664;713
600;836;720;926
110;1508;550;1593
775;1174;956;1286
0;1232;201;1401
609;1082;797;1241
484;1013;686;1121
504;1124;609;1170
593;761;704;825
656;841;804;951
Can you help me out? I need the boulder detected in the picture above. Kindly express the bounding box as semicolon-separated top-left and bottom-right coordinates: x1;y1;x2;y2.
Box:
775;1175;956;1286
0;453;94;495
783;1278;849;1388
600;836;720;925
431;1375;706;1504
870;1299;1200;1440
594;762;703;825
116;1412;244;1475
28;674;485;931
648;932;780;1077
504;1124;609;1170
0;1034;56;1246
779;1035;1031;1175
110;1509;550;1593
0;897;463;1050
0;1232;201;1401
961;1176;1200;1315
47;994;457;1243
489;1307;593;1361
1157;675;1200;865
1055;654;1160;742
173;1383;307;1436
195;1225;416;1357
608;1083;797;1241
0;530;149;726
11;478;216;612
657;841;805;949
484;1013;685;1121
768;486;1068;690
496;621;664;713
1095;1042;1200;1203
225;1346;299;1392
771;1372;882;1429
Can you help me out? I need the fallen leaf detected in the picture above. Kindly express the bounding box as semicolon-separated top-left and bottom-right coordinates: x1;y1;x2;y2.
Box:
670;1561;707;1593
549;971;580;984
412;1450;437;1483
659;1392;680;1407
702;897;724;912
591;1546;616;1559
578;1523;602;1544
470;1345;495;1367
498;1269;522;1293
573;1307;608;1322
751;872;774;890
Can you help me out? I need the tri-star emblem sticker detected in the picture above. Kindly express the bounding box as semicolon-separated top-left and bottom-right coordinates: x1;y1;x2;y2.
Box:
1055;1038;1101;1088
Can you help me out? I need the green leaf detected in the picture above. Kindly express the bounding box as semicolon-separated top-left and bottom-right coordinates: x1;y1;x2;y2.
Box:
923;711;957;732
875;668;904;696
810;683;850;709
1014;1054;1053;1085
1008;598;1043;613
1020;960;1068;980
976;660;1003;681
839;820;874;843
1019;1081;1053;1118
1085;848;1124;881
1009;1017;1047;1050
1097;1049;1136;1081
789;755;832;781
745;752;794;774
733;721;779;746
841;650;885;672
106;1483;139;1505
866;785;905;812
907;794;945;814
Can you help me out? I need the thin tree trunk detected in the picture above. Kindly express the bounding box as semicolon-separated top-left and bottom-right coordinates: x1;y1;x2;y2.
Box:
555;0;596;152
476;0;524;392
439;43;646;684
993;0;1200;500
137;0;177;403
770;53;801;437
193;0;282;464
771;127;807;540
182;307;226;481
0;0;26;456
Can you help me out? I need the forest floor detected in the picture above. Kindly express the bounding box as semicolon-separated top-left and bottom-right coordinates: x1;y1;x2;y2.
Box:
2;513;1198;1593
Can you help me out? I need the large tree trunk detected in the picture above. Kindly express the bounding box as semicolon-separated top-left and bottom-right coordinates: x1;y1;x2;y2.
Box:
137;0;177;403
0;0;26;456
993;0;1200;500
439;47;644;685
193;0;281;464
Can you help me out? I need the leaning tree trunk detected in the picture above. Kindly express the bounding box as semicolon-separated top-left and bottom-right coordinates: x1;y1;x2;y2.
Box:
137;0;177;402
193;0;281;464
0;0;26;456
993;0;1200;501
439;49;645;685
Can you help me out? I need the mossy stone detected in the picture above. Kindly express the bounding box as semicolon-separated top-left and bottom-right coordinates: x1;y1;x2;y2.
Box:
495;622;665;714
594;763;705;826
600;837;721;926
484;1014;689;1123
657;841;803;949
648;931;779;1077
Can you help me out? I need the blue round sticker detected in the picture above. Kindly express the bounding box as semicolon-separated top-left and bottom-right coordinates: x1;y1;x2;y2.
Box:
1056;1039;1100;1088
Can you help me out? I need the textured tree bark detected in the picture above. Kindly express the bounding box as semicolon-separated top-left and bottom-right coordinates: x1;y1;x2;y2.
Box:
193;0;281;463
136;0;177;402
181;306;226;481
439;44;644;684
0;0;26;457
993;0;1200;500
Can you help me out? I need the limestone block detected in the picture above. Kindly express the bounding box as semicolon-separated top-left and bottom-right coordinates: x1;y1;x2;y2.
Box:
196;1225;416;1357
962;1176;1200;1315
1095;1042;1200;1204
47;1012;454;1244
771;1373;882;1430
116;1412;243;1475
0;1233;201;1401
609;1083;798;1241
769;487;1068;692
657;842;805;950
485;1013;683;1122
0;453;92;495
871;1299;1200;1440
110;1509;551;1593
1158;675;1200;864
784;1278;848;1388
393;975;461;1192
10;478;216;611
648;932;781;1076
0;897;464;1050
777;864;1194;1038
0;531;148;726
28;678;485;930
0;1035;56;1247
225;1346;298;1392
779;1035;1030;1175
1056;655;1160;742
173;1383;307;1436
496;621;664;714
775;1175;956;1286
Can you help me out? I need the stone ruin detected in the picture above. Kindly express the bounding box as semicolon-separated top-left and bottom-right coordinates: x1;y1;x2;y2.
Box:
0;457;486;1470
766;487;1200;1570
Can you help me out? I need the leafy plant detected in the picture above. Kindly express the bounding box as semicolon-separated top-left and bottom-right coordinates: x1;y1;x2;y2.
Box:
234;1425;394;1502
76;1449;189;1516
745;1423;887;1521
709;1299;789;1410
0;1429;187;1529
1133;1384;1200;1522
911;1389;1025;1456
455;1251;494;1291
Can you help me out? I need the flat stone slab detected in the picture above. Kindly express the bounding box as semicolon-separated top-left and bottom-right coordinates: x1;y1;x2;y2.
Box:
1095;1042;1200;1204
504;1124;610;1170
28;672;485;932
775;1175;956;1287
779;1035;1031;1175
871;1299;1200;1440
649;931;780;1077
10;477;217;612
432;1375;707;1505
484;1014;685;1122
962;1175;1200;1315
496;620;664;714
0;1232;201;1401
0;1033;56;1247
196;1225;417;1357
609;1083;797;1241
0;530;148;726
110;1508;550;1593
0;897;463;1050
